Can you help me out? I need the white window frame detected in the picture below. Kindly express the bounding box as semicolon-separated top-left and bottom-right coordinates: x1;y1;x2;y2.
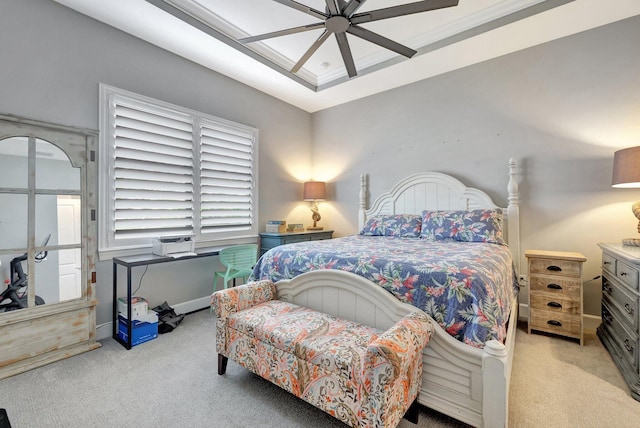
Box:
98;84;259;260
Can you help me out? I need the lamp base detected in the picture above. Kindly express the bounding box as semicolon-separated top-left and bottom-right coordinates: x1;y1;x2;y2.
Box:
306;226;323;231
622;238;640;247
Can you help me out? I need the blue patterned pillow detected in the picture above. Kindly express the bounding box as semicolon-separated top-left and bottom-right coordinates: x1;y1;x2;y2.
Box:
359;214;422;238
420;209;506;245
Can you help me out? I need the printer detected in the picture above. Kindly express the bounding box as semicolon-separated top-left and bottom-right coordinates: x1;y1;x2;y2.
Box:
152;236;195;257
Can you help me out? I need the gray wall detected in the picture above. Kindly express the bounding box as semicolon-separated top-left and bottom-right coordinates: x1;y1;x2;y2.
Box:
3;0;638;327
0;0;313;327
311;15;640;318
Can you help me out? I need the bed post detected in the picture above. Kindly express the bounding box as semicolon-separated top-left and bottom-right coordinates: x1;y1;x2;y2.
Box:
507;158;520;275
358;173;367;230
477;159;518;428
482;339;510;428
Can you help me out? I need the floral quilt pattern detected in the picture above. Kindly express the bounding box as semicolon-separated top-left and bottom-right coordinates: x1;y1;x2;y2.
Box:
250;235;517;348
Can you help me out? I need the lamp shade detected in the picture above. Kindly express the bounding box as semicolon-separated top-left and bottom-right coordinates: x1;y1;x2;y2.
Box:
613;146;640;188
303;181;327;201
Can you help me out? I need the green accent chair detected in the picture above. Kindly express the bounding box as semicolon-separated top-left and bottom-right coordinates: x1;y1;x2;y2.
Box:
213;244;259;292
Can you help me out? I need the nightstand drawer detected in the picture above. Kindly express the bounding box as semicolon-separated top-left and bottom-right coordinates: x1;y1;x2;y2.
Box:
530;293;580;315
603;276;639;330
529;258;582;278
616;260;639;292
530;310;581;337
529;276;581;299
602;253;617;276
259;230;334;255
282;235;311;244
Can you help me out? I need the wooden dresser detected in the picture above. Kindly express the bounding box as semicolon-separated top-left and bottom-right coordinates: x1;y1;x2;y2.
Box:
525;250;586;345
597;243;640;400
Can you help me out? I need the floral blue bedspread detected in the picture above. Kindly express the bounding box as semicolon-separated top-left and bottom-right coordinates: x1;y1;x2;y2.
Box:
250;235;518;348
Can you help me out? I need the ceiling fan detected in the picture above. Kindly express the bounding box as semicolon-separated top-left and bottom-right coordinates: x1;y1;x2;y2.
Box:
239;0;460;78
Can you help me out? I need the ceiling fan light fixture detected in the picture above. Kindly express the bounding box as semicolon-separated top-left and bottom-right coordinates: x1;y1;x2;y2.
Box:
325;15;350;33
240;0;460;78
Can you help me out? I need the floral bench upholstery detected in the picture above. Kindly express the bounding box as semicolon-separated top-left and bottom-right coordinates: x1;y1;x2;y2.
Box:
211;280;433;428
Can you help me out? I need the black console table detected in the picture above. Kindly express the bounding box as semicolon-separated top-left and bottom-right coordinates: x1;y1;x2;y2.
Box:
112;250;219;349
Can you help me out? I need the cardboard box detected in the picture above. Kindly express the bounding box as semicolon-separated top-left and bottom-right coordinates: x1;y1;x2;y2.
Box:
117;312;158;347
117;296;149;320
266;220;286;233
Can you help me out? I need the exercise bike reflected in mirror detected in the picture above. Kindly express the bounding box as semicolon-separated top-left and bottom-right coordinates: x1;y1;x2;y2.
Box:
0;234;50;312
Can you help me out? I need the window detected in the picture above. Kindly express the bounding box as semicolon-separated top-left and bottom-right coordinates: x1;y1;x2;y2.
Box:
98;85;258;258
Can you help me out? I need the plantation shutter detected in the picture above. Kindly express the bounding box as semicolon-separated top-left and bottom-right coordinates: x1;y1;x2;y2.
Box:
199;119;254;234
111;96;195;239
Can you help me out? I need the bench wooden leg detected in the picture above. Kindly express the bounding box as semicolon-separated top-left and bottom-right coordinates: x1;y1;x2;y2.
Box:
403;398;420;424
218;354;228;375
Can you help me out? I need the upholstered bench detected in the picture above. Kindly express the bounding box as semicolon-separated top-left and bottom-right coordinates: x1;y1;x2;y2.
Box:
211;280;433;428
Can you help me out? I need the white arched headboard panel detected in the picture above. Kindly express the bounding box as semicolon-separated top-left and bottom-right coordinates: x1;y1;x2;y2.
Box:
358;159;521;273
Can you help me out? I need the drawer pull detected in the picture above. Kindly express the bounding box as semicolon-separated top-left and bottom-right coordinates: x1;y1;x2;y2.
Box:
604;261;612;265
603;283;612;294
547;284;562;290
603;312;613;323
625;303;635;315
547;320;562;327
547;301;562;309
625;338;634;353
620;271;628;277
546;265;562;272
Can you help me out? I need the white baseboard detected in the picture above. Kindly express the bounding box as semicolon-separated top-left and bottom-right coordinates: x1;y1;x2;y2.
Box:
96;296;211;341
518;303;529;322
173;296;211;315
584;314;601;331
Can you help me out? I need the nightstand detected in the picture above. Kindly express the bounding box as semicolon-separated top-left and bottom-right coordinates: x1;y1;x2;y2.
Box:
597;243;640;400
525;249;586;345
259;230;334;255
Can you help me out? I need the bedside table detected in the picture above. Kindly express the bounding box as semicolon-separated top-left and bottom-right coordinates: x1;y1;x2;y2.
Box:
525;250;586;345
259;230;334;255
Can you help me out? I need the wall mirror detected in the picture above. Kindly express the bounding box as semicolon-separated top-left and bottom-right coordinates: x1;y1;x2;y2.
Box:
0;115;99;379
0;137;83;310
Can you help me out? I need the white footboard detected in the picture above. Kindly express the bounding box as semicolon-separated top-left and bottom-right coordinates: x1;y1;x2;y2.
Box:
275;269;515;428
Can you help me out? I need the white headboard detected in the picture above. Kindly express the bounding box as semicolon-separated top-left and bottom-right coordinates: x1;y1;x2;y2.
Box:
358;159;521;273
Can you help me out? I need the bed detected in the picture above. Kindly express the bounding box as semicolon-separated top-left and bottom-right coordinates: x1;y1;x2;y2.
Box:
252;159;520;427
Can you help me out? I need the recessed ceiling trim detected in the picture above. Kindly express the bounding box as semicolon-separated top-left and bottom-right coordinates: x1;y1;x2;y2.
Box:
148;0;575;91
316;0;576;91
168;0;319;83
144;0;318;91
415;0;576;56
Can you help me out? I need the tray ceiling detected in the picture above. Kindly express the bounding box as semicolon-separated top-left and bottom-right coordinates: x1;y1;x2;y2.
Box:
53;0;640;112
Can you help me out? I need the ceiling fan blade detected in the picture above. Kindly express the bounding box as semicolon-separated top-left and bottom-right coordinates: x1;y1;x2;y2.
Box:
291;30;332;73
350;0;458;24
325;0;340;15
273;0;328;21
342;0;367;17
239;22;325;43
347;25;417;58
335;32;357;77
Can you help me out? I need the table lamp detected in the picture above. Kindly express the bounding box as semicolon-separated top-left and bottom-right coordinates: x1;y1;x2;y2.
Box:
612;146;640;246
303;181;327;230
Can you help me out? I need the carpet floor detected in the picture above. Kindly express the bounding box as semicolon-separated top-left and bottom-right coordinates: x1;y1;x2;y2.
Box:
1;311;640;427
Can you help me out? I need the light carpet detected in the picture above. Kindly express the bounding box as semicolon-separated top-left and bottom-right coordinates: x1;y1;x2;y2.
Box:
1;311;639;427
